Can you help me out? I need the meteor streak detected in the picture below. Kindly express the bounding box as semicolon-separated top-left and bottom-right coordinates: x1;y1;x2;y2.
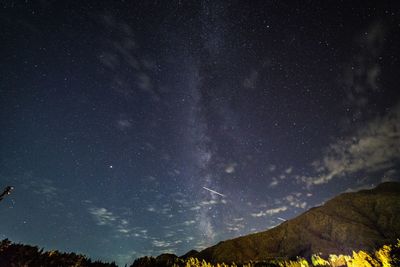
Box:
202;186;225;197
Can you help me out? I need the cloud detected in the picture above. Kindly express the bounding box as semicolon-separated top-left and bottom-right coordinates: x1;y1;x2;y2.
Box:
147;206;156;212
116;119;132;130
225;163;236;173
243;70;258;89
88;206;135;238
251;206;287;217
26;177;64;207
285;167;293;174
268;165;276;172
32;179;58;199
266;206;288;214
343;21;386;120
344;184;375;193
225;219;246;232
99;15;160;101
89;207;117;226
299;105;400;187
152;240;171;248
200;200;218;206
183;220;196;226
269;177;279;187
285;195;307;209
381;169;398;183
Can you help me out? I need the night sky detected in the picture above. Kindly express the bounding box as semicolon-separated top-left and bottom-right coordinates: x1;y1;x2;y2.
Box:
1;1;400;266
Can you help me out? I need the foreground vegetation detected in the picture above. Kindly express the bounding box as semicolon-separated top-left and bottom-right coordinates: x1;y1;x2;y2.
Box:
1;238;399;266
0;239;117;267
131;240;400;267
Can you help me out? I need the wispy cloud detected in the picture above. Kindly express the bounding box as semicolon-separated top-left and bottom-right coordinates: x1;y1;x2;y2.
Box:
299;105;400;187
183;220;196;226
285;194;307;209
269;177;279;187
99;15;161;101
226;220;245;232
31;179;58;199
116;118;132;131
343;21;386;119
243;70;258;89
88;205;139;238
152;240;171;248
89;207;117;226
26;177;64;207
285;167;293;174
251;206;288;217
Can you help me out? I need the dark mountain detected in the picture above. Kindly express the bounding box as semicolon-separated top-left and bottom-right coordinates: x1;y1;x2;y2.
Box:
181;249;199;260
195;182;400;263
130;182;400;266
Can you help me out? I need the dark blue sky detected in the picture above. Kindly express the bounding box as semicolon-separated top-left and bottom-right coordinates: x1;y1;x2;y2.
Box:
1;1;400;266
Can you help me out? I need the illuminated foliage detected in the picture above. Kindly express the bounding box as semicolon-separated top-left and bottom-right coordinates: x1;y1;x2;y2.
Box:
328;254;352;267
166;240;400;267
375;245;391;267
347;250;379;267
311;255;330;266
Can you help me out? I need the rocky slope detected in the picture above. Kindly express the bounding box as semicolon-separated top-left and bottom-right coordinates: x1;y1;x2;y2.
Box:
195;182;400;263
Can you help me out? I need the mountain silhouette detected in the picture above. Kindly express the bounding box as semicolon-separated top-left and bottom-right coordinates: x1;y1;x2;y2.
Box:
130;182;400;266
195;182;400;263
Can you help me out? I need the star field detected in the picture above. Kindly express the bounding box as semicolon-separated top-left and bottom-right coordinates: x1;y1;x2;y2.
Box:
1;1;400;266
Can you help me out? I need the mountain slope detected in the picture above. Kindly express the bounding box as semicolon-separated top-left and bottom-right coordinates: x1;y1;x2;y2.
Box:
195;182;400;263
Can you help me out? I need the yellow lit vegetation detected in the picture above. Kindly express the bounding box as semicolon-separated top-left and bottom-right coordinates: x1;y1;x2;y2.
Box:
172;240;400;267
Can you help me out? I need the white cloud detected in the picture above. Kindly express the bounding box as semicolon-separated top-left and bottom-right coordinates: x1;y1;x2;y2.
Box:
200;200;218;206
344;184;375;193
285;167;293;174
117;119;132;130
29;178;59;201
266;206;288;214
251;211;266;217
285;194;307;209
89;207;117;226
117;228;131;234
269;177;279;187
225;163;237;174
88;206;135;238
268;165;276;172
152;240;171;248
251;206;287;217
183;220;196;226
300;105;400;187
147;206;156;212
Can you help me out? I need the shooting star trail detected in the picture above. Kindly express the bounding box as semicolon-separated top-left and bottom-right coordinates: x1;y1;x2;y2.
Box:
277;217;286;222
202;186;225;197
